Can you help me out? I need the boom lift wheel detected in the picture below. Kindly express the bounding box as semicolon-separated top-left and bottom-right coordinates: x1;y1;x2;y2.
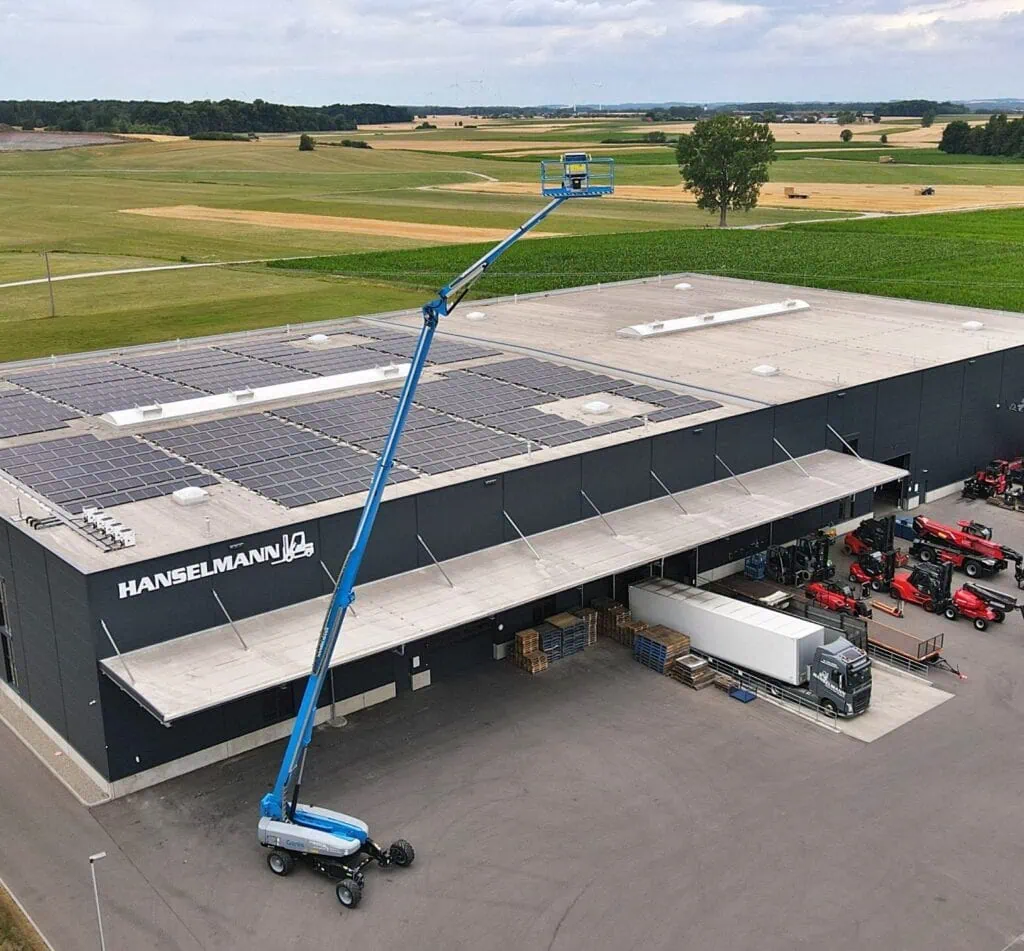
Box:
973;618;988;631
389;839;415;868
336;878;362;908
918;547;934;563
267;850;295;876
943;607;958;622
994;609;1006;623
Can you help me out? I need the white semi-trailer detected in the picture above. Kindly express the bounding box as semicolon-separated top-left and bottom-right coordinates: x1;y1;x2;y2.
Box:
629;578;871;717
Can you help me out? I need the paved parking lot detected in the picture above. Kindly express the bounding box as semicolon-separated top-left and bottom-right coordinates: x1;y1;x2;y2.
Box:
4;494;1024;950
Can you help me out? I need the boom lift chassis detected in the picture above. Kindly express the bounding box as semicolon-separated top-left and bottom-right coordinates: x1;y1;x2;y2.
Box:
257;157;613;908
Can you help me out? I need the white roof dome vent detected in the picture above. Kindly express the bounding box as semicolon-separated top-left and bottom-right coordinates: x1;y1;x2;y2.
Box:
961;320;984;332
465;310;486;321
307;333;329;344
674;282;692;290
172;486;210;506
583;399;612;415
752;364;779;377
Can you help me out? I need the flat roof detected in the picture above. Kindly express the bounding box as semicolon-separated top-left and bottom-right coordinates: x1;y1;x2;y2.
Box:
0;274;1019;573
99;450;906;723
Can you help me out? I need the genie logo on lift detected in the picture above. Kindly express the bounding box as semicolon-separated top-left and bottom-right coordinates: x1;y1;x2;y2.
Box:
117;531;316;600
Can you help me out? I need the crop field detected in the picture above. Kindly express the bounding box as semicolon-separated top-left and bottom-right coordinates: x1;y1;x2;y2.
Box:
273;208;1024;314
1;116;1023;360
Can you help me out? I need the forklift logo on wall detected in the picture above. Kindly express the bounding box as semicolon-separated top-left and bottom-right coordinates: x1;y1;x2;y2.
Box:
117;531;316;599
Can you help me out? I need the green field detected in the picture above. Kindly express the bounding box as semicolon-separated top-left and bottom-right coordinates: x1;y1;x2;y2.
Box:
273;208;1024;313
2;123;1023;361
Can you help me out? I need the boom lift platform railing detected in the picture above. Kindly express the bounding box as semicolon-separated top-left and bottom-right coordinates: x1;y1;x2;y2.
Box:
256;156;613;909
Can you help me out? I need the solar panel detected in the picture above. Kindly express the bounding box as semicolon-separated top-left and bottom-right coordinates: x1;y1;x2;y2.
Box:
366;335;502;366
275;392;448;442
355;418;527;474
150;358;314;393
116;349;244;375
5;363;138;392
0;435;216;512
0;389;81;439
147;415;337;470
43;377;204;415
218;341;398;377
469;358;632;398
411;371;548;419
476;407;643;447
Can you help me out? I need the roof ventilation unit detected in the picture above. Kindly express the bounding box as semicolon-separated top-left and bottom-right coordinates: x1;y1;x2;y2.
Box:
674;282;692;290
139;403;164;420
961;320;984;332
307;333;329;344
582;399;612;415
466;310;486;321
752;364;779;377
172;486;210;506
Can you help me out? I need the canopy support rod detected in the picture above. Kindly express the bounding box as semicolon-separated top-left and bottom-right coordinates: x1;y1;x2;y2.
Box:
715;454;753;496
773;438;811;477
100;620;135;684
503;510;542;561
417;534;456;588
581;489;618;536
212;588;249;651
651;469;688;513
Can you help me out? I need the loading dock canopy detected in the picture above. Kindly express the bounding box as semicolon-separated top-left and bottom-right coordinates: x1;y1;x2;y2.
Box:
101;450;906;723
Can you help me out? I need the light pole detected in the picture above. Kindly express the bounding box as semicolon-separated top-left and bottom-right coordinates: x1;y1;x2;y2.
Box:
89;851;107;951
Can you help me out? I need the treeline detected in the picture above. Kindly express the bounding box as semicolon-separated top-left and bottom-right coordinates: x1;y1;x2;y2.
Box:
940;115;1024;157
0;99;413;135
712;100;968;117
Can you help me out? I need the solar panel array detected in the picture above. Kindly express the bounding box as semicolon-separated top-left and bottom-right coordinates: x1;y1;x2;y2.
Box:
0;435;215;512
274;392;444;442
611;383;722;422
469;357;633;398
146;413;416;508
476;407;643;447
0;389;81;439
410;372;548;419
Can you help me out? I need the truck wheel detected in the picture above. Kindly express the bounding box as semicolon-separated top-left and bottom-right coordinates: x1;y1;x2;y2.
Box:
973;618;988;631
389;839;415;868
919;547;934;563
267;850;295;876
965;561;980;578
336;878;362;908
820;699;837;715
943;607;958;621
994;609;1006;623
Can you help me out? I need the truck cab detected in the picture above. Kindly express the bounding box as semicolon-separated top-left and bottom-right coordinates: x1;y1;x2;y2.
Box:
808;638;872;716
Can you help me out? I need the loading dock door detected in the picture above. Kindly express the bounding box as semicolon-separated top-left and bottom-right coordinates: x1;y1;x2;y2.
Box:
875;454;911;509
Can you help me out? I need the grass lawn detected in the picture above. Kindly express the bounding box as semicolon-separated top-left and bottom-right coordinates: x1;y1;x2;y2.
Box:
0;885;47;951
272;208;1024;314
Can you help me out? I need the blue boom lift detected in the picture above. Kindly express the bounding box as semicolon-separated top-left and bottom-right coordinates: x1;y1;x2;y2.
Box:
257;156;614;908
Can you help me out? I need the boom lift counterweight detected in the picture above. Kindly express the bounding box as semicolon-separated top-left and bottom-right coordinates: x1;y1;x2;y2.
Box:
257;156;613;908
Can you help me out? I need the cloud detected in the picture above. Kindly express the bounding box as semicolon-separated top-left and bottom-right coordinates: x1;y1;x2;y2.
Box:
0;0;1020;104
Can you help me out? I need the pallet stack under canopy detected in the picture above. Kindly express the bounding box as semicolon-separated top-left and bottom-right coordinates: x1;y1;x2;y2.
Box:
512;608;599;674
633;625;691;674
670;654;716;689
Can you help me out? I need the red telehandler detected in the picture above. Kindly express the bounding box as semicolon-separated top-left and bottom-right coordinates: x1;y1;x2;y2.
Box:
909;515;1022;580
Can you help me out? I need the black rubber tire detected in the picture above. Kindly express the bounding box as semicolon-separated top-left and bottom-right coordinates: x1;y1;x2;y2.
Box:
919;547;934;563
973;618;988;632
994;609;1006;623
390;839;415;868
924;600;935;613
820;699;837;715
965;561;980;578
267;850;295;876
870;579;883;592
944;607;958;621
843;545;853;556
336;878;362;908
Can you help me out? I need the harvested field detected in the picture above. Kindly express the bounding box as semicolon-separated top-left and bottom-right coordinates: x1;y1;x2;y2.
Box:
120;205;563;242
0;130;125;152
438;179;1024;213
353;138;590;152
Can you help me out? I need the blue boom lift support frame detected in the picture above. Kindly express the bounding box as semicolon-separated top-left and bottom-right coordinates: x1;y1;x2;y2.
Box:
257;157;612;909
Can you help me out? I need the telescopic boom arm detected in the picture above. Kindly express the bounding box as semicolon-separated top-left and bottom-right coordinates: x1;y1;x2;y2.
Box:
259;159;613;821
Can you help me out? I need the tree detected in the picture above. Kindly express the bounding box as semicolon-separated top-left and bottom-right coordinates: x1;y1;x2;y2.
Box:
921;108;937;128
872;107;883;123
837;110;857;125
880;133;888;144
298;133;315;151
676;115;776;227
840;129;853;142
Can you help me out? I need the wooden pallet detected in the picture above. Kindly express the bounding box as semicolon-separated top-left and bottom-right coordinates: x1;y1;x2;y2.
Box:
670;654;716;689
518;650;549;674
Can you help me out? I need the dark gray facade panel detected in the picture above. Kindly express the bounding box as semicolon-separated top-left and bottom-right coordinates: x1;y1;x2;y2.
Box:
770;506;825;545
873;372;922;463
502;456;582;540
915;363;966;487
416;477;504;564
957;353;1005;476
7;531;66;737
714;409;774;477
697;525;771;572
854;490;874;517
0;521;29;703
996;347;1024;459
651;424;716;493
827;384;878;458
319;496;419;590
581;440;652;512
772;397;828;461
45;552;107;773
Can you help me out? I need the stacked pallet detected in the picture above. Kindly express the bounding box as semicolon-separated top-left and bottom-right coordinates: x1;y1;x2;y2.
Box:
633;625;691;674
518;650;549;674
537;621;562;662
592;598;627;639
548;613;588;658
670;654;716;689
617;618;650;650
513;627;548;674
572;607;599;646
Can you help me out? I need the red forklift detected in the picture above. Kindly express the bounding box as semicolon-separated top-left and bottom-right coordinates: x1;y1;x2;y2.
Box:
963;458;1023;500
804;580;873;618
910;515;1022;580
889;562;1010;630
849;549;898;593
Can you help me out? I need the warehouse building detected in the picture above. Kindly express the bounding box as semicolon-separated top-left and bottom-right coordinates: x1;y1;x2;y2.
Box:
0;274;1021;796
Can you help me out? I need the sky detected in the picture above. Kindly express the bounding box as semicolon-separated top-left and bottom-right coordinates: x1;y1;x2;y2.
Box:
1;0;1022;105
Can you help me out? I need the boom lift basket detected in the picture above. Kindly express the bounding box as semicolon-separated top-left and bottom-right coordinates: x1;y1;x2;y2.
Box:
541;155;615;197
